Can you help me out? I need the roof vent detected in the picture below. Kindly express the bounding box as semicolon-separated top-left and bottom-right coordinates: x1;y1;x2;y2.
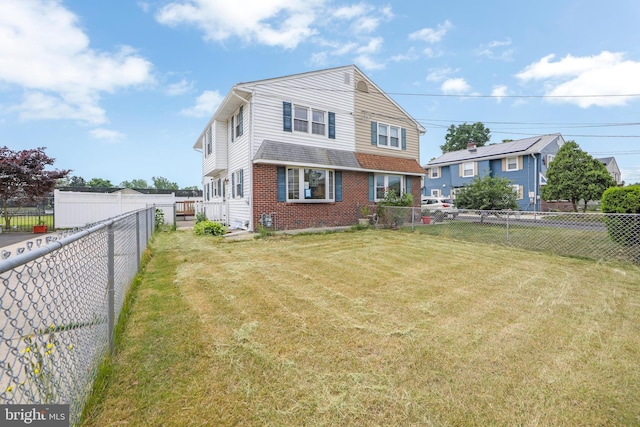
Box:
356;80;369;93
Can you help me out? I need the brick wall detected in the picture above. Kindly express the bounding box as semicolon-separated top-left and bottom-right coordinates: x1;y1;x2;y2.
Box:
252;164;420;231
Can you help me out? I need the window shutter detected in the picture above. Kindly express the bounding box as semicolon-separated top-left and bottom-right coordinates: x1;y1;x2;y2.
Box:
502;158;506;172
238;106;244;136
518;156;523;170
217;179;222;197
283;102;292;132
239;169;244;197
230;116;235;142
277;167;286;201
401;128;407;150
232;173;235;198
328;112;335;139
371;122;377;145
335;171;342;201
459;163;463;177
406;176;412;194
368;173;375;201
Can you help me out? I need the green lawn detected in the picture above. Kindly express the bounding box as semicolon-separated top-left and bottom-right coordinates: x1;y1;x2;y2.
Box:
81;229;640;426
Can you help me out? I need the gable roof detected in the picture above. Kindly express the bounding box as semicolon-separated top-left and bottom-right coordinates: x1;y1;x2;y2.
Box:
426;133;564;167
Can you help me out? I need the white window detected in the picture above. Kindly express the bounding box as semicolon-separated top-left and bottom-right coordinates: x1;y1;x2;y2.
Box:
375;174;403;200
287;168;334;202
511;185;523;199
377;123;401;150
547;154;555;165
462;162;475;177
506;157;518;171
430;189;441;197
233;170;244;198
293;106;327;136
294;106;308;133
312;110;325;135
430;167;440;179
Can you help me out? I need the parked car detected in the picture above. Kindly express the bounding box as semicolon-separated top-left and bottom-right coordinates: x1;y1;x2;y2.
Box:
421;197;458;218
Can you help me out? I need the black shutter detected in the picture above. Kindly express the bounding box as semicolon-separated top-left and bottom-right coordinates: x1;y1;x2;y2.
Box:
283;102;292;132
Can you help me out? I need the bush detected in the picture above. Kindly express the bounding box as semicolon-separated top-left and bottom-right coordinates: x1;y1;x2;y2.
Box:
155;209;165;230
194;220;227;236
601;186;640;246
195;211;207;224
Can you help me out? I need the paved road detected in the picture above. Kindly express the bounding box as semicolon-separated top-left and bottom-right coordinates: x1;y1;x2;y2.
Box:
0;232;39;249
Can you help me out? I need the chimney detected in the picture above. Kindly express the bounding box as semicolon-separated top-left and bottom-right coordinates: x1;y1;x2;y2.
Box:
467;141;477;152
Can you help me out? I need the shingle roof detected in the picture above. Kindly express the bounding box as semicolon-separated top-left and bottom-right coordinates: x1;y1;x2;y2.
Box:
253;140;360;168
355;153;426;175
253;140;424;175
426;133;563;167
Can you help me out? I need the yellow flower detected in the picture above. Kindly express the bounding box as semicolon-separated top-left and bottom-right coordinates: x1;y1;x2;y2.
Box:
46;343;54;350
49;324;55;330
68;344;74;350
45;351;52;356
34;369;40;374
23;347;31;353
6;385;13;393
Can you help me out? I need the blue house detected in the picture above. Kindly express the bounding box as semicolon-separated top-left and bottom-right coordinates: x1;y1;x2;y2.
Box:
423;134;565;211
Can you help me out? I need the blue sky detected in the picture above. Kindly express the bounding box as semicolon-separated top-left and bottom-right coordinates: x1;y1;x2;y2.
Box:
1;0;639;188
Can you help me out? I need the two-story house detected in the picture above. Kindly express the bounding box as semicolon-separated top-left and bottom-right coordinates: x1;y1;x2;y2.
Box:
424;134;565;211
598;157;622;185
193;65;426;231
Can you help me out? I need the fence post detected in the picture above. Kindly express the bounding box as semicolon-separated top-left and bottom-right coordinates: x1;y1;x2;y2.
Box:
136;211;141;272
107;222;115;355
506;210;510;245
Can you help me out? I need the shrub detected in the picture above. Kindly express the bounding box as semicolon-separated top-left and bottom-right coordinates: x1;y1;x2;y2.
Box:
195;211;207;224
155;209;165;230
194;220;227;236
601;186;640;247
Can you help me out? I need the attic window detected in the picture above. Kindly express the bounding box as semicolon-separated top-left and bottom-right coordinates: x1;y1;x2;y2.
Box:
356;80;369;93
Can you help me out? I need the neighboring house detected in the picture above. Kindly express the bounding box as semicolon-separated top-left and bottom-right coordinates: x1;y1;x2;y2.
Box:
424;134;565;211
193;65;425;231
598;157;622;185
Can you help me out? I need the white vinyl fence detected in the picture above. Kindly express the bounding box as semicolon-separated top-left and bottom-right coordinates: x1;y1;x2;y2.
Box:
54;190;175;228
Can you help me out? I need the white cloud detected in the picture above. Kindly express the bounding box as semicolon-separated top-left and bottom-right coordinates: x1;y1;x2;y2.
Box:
491;85;508;102
90;128;126;141
0;0;154;124
156;0;322;49
426;67;457;82
166;79;194;96
516;51;640;107
441;78;471;94
409;20;452;44
476;38;514;61
180;90;223;118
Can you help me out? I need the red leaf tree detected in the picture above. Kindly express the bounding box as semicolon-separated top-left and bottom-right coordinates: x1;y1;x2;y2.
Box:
0;146;70;229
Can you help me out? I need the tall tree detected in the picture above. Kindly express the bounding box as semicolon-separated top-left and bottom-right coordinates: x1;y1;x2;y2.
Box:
152;176;179;190
454;175;518;211
441;122;491;153
120;179;149;189
0;146;70;229
87;177;114;188
541;141;615;212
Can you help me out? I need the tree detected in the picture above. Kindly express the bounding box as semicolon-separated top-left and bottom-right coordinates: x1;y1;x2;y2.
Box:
120;179;149;189
454;175;518;212
0;146;70;229
152;176;179;190
541;141;615;212
440;122;491;153
87;178;114;188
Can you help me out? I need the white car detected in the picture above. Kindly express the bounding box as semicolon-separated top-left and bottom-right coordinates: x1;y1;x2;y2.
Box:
421;197;459;218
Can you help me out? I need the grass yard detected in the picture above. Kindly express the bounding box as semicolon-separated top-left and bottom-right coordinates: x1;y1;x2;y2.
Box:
81;229;640;426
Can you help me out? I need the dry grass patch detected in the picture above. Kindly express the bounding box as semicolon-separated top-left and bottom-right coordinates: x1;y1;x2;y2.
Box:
82;229;640;426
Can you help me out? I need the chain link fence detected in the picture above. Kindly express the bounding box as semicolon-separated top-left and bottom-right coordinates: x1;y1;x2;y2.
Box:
0;207;155;426
374;206;640;265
